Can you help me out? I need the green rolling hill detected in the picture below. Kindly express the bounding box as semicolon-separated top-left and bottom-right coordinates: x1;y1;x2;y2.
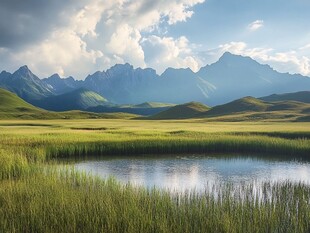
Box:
0;88;138;119
260;91;310;103
148;102;210;119
0;88;48;119
1;87;309;122
147;96;310;122
200;97;269;117
87;102;175;116
198;97;310;122
133;102;176;108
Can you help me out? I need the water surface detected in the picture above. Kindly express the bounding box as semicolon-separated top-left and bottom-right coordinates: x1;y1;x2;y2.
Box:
73;155;310;192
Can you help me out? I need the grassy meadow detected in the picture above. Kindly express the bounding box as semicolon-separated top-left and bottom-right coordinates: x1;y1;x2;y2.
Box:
0;119;310;232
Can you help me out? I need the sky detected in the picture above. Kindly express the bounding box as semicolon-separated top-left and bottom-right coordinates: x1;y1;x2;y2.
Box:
0;0;310;79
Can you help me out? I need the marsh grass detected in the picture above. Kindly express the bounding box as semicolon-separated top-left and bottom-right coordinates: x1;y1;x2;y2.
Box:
0;167;310;233
0;120;310;232
45;135;310;159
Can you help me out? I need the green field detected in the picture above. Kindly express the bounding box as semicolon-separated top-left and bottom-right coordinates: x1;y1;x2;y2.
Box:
0;119;310;232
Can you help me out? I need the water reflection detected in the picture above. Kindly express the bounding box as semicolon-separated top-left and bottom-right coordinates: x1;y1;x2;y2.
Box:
73;155;310;193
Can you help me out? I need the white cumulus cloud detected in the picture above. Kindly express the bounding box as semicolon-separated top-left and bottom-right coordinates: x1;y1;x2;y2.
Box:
141;35;201;73
0;0;205;79
248;20;264;31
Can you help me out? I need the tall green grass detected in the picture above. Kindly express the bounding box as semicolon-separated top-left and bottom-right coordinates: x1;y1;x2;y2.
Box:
0;148;30;179
45;135;310;159
0;168;309;233
1;129;309;160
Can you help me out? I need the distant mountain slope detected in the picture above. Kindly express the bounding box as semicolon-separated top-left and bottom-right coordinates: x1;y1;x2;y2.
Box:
33;88;108;111
0;66;53;101
260;91;310;103
149;102;210;119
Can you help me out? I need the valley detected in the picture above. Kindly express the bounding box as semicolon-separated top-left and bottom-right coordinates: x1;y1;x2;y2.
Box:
1;1;310;232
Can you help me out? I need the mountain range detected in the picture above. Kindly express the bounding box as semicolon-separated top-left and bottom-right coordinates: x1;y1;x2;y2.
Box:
0;52;309;109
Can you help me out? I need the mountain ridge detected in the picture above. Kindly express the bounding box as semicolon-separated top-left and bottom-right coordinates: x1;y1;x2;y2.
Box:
1;52;309;106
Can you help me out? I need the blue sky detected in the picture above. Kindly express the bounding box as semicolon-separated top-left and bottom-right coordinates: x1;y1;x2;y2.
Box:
171;0;310;47
0;0;309;79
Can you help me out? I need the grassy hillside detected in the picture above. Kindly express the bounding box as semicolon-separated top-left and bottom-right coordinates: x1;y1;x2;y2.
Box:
260;91;310;103
2;87;309;122
201;97;269;117
0;88;49;119
133;102;176;108
149;102;210;119
33;88;108;111
145;96;310;122
198;97;310;122
0;88;138;120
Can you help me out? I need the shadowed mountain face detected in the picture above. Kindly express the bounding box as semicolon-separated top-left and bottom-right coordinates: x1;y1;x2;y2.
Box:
42;74;82;95
33;88;108;111
81;64;214;104
0;66;54;101
1;53;309;106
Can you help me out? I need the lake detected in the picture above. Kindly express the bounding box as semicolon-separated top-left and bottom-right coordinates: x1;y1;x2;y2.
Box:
73;154;310;193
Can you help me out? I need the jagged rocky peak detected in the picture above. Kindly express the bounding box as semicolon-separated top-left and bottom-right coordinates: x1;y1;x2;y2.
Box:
14;65;31;75
47;73;62;80
107;63;134;74
217;52;259;66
